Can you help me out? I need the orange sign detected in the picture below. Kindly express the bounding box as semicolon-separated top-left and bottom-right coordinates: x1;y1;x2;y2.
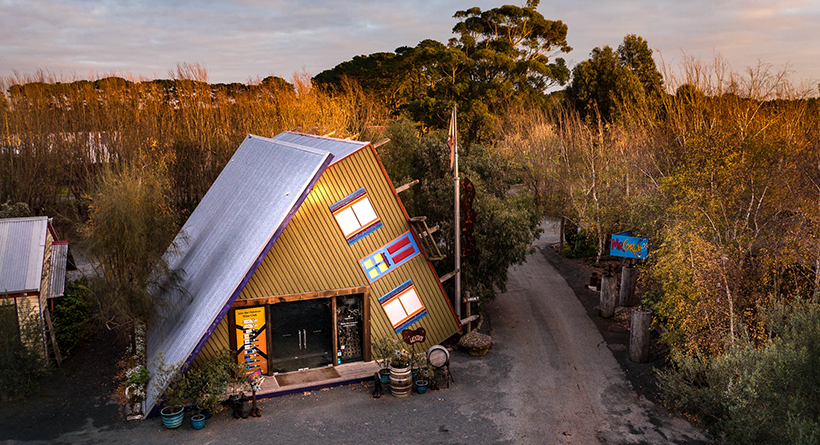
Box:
235;306;268;375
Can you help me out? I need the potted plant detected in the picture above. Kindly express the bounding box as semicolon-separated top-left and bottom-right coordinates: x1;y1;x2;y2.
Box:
188;350;245;428
153;357;186;429
458;331;492;356
372;338;393;385
388;341;412;398
415;364;434;394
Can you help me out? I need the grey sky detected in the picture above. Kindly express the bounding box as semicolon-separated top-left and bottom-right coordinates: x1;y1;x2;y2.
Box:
1;0;818;90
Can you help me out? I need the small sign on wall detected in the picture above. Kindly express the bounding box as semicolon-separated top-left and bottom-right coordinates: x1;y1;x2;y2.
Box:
610;231;649;259
402;327;426;345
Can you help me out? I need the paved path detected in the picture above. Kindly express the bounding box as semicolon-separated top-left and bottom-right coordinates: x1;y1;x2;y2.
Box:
2;222;707;444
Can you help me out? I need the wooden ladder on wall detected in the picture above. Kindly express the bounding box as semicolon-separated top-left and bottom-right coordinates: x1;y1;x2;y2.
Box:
409;216;445;261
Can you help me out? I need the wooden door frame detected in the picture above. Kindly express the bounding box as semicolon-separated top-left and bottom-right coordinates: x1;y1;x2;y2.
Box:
230;286;372;371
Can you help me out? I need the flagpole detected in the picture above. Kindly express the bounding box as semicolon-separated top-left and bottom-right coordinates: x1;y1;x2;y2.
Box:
453;104;461;321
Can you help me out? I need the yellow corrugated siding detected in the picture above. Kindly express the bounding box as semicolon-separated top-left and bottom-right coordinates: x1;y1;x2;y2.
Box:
200;146;459;361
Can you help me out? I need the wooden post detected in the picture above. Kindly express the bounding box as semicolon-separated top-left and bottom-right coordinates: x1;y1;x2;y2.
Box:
465;299;472;333
599;273;617;318
619;266;638;307
629;308;653;363
43;308;62;367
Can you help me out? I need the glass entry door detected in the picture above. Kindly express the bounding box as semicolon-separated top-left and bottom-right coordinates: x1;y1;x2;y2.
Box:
268;299;333;372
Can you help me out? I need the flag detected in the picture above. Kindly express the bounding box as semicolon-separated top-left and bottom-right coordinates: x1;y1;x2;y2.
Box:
447;104;457;171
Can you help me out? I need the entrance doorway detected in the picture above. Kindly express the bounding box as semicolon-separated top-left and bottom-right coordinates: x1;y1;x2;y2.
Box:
268;299;333;372
231;286;372;375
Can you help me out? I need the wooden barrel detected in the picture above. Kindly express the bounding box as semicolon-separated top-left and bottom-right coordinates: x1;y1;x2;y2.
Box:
390;365;412;398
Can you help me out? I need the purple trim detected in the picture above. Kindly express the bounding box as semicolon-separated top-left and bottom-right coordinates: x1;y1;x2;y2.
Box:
379;279;414;304
394;310;428;333
329;187;367;212
181;153;334;371
346;221;382;245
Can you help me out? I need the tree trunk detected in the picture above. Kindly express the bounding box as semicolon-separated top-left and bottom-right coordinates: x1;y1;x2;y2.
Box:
559;217;565;257
599;274;617;318
629;308;652;363
619;267;638;307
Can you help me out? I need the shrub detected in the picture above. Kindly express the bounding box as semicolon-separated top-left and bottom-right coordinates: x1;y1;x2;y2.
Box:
0;304;48;400
658;298;820;444
52;278;94;354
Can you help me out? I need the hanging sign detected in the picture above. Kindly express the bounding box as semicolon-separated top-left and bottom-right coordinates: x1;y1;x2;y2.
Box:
235;306;268;375
610;231;649;259
401;327;426;345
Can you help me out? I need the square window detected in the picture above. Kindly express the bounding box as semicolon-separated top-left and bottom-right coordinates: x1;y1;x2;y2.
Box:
329;188;382;244
378;280;428;333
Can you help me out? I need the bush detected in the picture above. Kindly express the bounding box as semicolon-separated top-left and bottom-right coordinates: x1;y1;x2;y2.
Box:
0;304;48;400
658;298;820;444
52;278;94;354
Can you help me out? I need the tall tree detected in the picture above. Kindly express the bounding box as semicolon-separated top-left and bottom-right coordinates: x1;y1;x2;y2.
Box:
566;34;664;121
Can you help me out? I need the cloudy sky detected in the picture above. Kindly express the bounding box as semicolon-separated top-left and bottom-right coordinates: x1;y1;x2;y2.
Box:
1;0;818;90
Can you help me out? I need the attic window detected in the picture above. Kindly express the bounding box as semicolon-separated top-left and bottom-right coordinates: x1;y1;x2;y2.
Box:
329;188;382;244
379;280;427;333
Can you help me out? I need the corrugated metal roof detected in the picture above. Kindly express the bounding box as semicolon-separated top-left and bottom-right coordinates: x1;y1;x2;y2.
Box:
49;242;68;298
267;132;369;166
0;216;48;295
145;134;334;416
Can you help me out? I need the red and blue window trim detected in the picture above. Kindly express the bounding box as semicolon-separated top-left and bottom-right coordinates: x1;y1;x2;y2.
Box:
360;231;420;282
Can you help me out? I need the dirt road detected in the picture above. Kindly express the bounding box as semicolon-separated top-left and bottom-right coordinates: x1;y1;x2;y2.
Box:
486;221;706;443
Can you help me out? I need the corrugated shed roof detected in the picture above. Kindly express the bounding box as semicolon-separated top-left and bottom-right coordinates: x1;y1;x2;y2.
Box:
0;216;48;295
49;242;68;298
145;134;335;416
267;132;369;166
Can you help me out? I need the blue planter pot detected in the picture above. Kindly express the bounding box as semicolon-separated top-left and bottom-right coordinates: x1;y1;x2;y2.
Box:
379;369;390;384
191;414;206;430
416;380;429;394
160;406;184;429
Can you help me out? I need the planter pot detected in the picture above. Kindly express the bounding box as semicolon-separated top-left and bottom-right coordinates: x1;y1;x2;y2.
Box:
160;405;184;429
191;414;206;430
389;365;412;398
379;368;391;385
466;344;491;356
415;380;429;394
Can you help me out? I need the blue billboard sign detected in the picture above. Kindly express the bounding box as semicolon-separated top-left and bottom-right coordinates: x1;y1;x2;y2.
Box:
610;232;649;259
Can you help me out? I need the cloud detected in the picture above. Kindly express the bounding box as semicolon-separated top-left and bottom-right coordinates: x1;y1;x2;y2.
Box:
0;0;817;86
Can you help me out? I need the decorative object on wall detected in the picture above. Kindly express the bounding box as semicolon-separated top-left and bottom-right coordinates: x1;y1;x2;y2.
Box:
360;231;421;282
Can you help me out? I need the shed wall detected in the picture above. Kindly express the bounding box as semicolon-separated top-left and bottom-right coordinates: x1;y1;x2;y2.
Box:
198;146;459;363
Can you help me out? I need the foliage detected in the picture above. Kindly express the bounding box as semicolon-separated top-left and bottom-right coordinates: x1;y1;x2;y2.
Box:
51;278;94;354
0;300;48;400
0;66;387;216
458;331;492;348
126;365;150;388
80;155;181;346
382;119;541;302
658;298;820;444
0;202;32;218
372;337;395;370
151;354;186;408
315;1;571;145
566;34;663;121
183;350;245;414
